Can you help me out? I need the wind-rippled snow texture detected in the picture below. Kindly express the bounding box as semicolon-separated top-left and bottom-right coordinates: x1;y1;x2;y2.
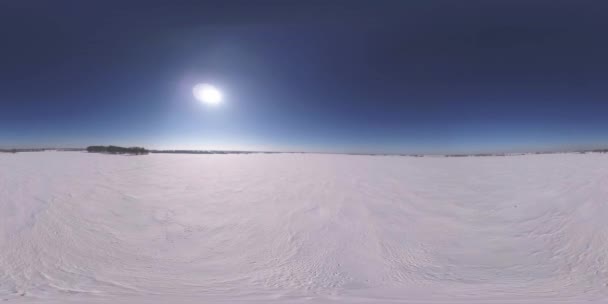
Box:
1;152;607;303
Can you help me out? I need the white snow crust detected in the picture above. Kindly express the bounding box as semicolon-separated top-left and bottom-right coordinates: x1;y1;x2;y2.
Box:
1;152;607;303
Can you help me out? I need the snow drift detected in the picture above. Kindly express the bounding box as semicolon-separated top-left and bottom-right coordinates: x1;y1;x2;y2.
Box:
1;152;607;303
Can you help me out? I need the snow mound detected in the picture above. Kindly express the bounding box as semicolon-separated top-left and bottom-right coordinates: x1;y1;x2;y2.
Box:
1;152;607;303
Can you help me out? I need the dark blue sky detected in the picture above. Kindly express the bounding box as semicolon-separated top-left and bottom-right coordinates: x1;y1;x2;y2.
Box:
1;1;607;153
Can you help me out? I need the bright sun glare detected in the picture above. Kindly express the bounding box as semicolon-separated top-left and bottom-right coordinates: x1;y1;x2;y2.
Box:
193;83;222;105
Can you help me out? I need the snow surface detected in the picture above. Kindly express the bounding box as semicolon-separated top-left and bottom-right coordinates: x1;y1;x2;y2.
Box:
1;151;608;303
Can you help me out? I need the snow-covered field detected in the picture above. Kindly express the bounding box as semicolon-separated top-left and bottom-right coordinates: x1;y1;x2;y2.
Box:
1;152;607;303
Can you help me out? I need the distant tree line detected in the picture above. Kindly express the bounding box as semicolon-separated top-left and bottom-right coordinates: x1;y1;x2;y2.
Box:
86;145;148;155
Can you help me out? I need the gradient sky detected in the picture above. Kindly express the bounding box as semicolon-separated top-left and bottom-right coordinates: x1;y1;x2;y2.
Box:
1;1;607;154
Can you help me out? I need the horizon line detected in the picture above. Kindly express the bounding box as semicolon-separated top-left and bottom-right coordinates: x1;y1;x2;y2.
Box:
2;146;608;157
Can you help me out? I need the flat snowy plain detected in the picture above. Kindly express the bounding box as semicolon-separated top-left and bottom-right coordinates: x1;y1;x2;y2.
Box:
1;152;607;303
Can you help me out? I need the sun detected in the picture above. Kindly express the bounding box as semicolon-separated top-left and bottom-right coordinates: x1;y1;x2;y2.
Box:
193;83;222;105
